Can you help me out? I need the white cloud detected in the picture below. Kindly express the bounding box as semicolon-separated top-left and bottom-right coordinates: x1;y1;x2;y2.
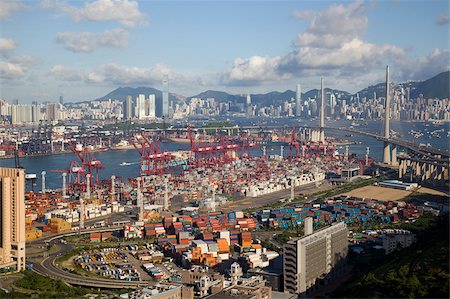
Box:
396;48;450;81
49;65;86;81
293;0;368;48
222;0;444;88
55;28;129;53
48;63;182;86
0;38;17;57
40;0;146;27
0;0;24;18
223;56;290;86
91;63;174;85
0;56;37;80
281;38;405;71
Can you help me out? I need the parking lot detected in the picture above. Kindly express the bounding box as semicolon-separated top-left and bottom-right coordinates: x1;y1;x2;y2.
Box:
72;243;182;282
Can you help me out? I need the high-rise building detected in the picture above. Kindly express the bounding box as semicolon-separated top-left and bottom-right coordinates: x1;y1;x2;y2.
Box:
46;103;59;121
0;168;26;272
123;96;133;120
59;96;63;105
284;222;347;296
329;92;336;116
136;94;146;120
246;94;252;106
162;75;169;118
295;84;302;117
11;105;32;124
32;105;42;123
147;94;156;118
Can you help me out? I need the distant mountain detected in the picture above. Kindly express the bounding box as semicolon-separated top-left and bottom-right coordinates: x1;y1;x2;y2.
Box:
411;71;449;99
189;88;350;106
95;86;180;115
189;90;243;103
356;71;449;100
93;71;447;110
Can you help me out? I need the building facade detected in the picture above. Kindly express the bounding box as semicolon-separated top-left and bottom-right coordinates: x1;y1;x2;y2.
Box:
284;222;348;296
0;168;26;272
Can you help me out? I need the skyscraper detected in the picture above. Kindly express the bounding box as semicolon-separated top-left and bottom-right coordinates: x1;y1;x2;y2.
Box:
246;94;252;106
46;103;59;121
0;168;26;272
295;84;302;117
147;94;156;118
319;78;325;143
383;65;391;164
284;222;347;296
136;94;146;120
329;92;336;116
162;75;169;118
123;96;133;120
59;96;63;105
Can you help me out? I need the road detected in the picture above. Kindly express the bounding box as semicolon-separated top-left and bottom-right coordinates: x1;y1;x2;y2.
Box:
30;228;152;289
221;181;330;212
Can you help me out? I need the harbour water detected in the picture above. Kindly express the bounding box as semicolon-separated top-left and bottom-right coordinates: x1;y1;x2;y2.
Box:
0;119;448;190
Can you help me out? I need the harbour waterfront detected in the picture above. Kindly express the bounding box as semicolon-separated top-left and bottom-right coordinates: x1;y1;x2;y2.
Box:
0;119;447;191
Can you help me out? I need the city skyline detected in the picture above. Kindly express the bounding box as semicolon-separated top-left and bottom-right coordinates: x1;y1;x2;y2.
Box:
1;0;449;103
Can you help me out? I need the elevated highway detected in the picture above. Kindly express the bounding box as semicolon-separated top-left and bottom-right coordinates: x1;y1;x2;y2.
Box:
30;227;151;289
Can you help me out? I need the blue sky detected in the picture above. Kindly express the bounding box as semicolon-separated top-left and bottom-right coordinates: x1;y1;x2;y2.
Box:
0;0;449;103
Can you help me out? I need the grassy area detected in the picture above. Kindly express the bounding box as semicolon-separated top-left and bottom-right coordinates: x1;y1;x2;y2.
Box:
328;213;449;298
0;270;91;298
403;191;449;204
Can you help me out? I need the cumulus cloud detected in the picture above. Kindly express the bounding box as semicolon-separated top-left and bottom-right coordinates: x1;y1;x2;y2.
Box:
436;14;449;26
0;0;24;18
0;38;17;57
222;0;444;87
0;56;37;80
396;48;450;80
40;0;146;27
48;63;183;86
222;1;399;86
223;56;290;86
293;0;368;48
49;65;86;81
90;63;174;85
55;28;129;53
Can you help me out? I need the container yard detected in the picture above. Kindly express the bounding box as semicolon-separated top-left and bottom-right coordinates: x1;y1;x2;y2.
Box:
21;125;375;241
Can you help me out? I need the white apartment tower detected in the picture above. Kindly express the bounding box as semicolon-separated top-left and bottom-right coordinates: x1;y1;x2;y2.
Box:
284;222;348;296
295;84;302;117
147;94;156;118
136;94;146;120
162;75;169;118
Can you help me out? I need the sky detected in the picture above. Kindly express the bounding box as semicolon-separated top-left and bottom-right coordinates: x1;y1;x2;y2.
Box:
0;0;449;103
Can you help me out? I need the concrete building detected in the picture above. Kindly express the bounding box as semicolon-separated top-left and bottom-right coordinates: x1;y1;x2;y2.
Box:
0;168;26;272
162;75;169;118
381;230;416;254
295;84;302;117
46;103;60;121
119;284;194;299
147;94;156;118
11;104;33;124
283;222;348;296
207;274;272;299
123;96;133;120
136;94;146;120
181;267;224;297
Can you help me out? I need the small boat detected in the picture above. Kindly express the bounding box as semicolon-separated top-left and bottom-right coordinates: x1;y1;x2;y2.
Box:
120;162;132;166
